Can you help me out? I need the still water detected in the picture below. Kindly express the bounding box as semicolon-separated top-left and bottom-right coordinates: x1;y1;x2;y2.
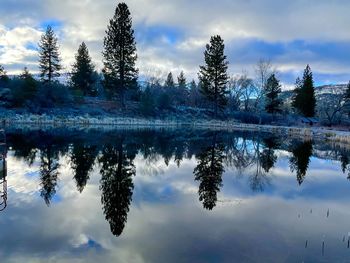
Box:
1;127;350;262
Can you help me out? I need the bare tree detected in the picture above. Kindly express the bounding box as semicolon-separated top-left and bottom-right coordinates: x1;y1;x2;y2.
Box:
253;59;276;111
317;90;345;126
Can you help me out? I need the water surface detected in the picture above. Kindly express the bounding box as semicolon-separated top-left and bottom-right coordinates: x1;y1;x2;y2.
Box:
1;127;350;262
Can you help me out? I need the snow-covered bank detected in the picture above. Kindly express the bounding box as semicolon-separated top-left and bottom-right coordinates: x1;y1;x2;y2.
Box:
1;113;350;143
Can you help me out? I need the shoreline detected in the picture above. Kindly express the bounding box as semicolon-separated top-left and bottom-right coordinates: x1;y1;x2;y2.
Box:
1;114;350;143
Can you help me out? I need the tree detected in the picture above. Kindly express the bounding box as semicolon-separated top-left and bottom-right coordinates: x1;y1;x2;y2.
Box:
164;72;175;88
21;67;37;97
99;141;135;237
189;80;201;107
10;67;38;107
260;136;279;173
39;145;60;206
71;42;96;96
0;65;9;84
177;71;186;89
140;87;155;116
102;2;138;106
292;65;316;117
70;143;98;193
254;59;275;111
198;35;229;117
342;81;350;118
264;74;282;114
193;134;225;210
289;141;313;185
38;26;62;83
177;71;187;105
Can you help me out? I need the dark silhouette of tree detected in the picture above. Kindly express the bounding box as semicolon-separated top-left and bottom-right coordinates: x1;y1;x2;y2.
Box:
264;74;282;114
71;42;96;96
102;2;138;106
339;151;350;180
70;143;98;193
177;71;186;89
99;139;135;236
140;86;155;116
176;71;188;105
165;72;175;89
38;26;62;83
194;135;225;210
0;65;9;84
289;141;313;185
12;67;38;106
40;146;60;206
292;65;316;117
198;35;229;118
189;79;201;107
260;136;280;173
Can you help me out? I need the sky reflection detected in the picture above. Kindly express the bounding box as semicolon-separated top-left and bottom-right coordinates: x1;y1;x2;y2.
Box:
1;128;350;262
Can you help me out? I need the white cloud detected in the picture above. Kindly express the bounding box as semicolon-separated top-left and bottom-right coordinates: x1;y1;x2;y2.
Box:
0;0;349;83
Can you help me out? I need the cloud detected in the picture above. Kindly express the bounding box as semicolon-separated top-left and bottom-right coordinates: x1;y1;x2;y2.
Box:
0;0;349;84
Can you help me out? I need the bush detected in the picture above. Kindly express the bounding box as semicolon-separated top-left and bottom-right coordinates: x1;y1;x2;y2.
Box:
139;87;155;116
157;92;172;110
233;111;274;124
35;82;72;108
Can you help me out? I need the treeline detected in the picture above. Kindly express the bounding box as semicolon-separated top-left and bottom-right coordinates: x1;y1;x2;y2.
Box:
0;2;350;123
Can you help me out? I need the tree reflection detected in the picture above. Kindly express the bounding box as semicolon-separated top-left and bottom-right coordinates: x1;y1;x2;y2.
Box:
260;136;279;173
249;136;280;192
289;141;313;185
39;145;60;206
70;143;98;193
339;151;350;180
194;134;225;210
99;138;136;236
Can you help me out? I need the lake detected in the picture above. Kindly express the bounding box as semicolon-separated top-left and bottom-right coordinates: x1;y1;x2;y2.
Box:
1;127;350;262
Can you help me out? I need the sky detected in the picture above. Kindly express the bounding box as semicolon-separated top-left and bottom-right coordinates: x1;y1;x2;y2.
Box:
0;0;350;88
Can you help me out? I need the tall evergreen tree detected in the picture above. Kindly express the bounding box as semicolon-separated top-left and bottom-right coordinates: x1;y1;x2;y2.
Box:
99;141;135;237
70;143;98;193
193;135;225;210
165;72;175;88
189;79;200;107
38;26;62;83
289;141;313;185
39;145;60;206
198;35;229;117
102;2;138;106
71;42;96;96
20;67;37;100
264;74;282;114
292;65;316;117
177;71;186;89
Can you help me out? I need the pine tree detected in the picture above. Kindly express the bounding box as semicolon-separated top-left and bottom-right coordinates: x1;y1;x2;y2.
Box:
264;74;282;114
198;35;229;117
71;42;96;96
177;71;186;89
177;71;187;105
102;2;138;107
20;67;37;99
189;79;200;107
38;26;62;83
289;141;313;185
0;65;9;83
193;135;225;210
292;65;316;117
165;72;175;88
